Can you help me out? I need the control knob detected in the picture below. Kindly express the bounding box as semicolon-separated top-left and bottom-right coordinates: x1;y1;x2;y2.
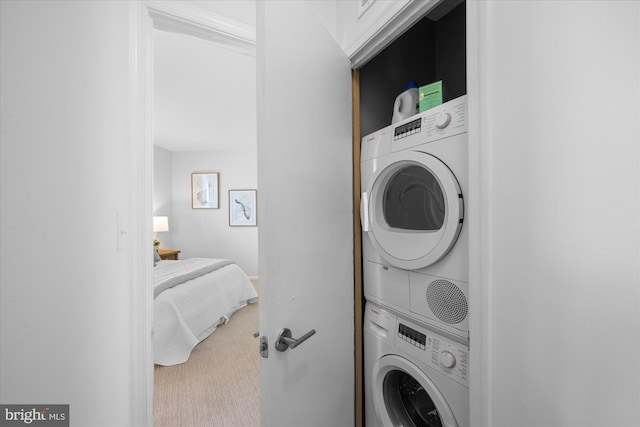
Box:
435;112;452;129
439;350;456;369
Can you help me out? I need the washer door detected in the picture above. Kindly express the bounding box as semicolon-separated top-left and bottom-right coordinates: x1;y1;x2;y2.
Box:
366;151;463;270
372;355;458;427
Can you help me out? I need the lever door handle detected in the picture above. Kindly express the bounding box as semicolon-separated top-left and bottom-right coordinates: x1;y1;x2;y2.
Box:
361;192;369;232
275;328;316;352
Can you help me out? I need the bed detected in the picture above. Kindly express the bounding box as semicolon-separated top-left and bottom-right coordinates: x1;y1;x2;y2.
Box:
153;257;258;366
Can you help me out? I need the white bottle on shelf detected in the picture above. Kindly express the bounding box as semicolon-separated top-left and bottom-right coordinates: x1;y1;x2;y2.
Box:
391;81;419;124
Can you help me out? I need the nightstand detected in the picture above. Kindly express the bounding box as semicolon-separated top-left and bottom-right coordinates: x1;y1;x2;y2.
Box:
157;249;180;260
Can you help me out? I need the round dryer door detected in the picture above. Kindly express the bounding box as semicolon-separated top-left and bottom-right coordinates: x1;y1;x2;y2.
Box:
366;151;463;270
372;355;458;427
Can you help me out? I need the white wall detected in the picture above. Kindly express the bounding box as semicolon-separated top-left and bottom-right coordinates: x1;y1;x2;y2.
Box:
474;2;639;426
1;1;136;425
153;145;174;249
169;150;258;277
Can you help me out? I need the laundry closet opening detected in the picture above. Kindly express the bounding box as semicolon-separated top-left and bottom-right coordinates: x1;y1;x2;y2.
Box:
358;0;466;137
356;1;468;426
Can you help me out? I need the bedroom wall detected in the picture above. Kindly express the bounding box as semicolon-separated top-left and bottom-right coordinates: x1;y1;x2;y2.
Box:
153;145;174;249
170;149;258;278
152;4;257;278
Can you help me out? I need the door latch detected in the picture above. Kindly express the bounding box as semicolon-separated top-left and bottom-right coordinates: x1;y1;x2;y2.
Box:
254;331;268;358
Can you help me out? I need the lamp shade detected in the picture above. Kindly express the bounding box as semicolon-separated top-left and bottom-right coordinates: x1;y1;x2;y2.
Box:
153;216;169;233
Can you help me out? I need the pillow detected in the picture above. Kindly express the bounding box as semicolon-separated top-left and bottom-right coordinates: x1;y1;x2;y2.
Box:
154;248;161;266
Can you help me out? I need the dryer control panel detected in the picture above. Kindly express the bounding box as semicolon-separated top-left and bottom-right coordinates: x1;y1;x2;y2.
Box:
396;318;469;388
391;94;468;152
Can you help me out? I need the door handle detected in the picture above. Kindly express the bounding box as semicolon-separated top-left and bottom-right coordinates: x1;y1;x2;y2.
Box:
361;192;369;231
275;328;316;352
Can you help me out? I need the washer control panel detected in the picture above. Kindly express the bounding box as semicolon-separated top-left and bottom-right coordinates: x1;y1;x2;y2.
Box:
396;319;469;387
398;323;427;350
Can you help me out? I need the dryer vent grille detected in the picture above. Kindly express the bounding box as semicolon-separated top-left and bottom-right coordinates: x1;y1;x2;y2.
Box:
426;280;468;325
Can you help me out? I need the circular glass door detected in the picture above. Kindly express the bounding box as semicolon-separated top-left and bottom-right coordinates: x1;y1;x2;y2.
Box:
367;151;463;270
384;370;443;426
383;165;446;231
372;355;458;427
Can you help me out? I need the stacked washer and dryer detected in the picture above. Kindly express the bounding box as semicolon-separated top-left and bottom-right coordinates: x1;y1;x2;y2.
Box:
361;95;469;427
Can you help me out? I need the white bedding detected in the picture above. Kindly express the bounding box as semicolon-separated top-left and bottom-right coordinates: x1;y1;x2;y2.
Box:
153;259;258;366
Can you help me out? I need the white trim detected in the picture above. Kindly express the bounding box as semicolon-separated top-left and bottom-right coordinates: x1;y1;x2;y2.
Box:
129;2;154;426
467;1;492;426
130;2;258;425
346;0;439;68
144;0;256;57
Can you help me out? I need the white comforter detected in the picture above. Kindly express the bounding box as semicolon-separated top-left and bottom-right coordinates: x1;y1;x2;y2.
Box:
153;259;258;366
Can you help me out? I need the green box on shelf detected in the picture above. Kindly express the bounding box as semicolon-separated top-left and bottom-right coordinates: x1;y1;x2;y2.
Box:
419;81;443;112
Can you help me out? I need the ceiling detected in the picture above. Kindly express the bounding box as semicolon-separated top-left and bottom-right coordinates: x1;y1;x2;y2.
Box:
153;2;256;152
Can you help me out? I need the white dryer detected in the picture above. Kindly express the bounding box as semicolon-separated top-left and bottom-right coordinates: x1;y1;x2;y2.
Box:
361;95;469;339
364;302;469;427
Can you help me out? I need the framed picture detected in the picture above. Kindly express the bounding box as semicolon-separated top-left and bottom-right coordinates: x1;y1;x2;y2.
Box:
192;172;219;209
229;189;257;227
357;0;375;18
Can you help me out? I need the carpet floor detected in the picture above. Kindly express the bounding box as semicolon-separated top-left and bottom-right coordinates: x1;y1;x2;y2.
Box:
154;281;260;427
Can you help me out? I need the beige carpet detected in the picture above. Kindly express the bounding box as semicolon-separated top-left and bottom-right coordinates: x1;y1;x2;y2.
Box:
154;281;260;427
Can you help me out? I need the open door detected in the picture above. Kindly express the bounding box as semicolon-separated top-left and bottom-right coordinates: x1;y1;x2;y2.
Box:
257;1;354;426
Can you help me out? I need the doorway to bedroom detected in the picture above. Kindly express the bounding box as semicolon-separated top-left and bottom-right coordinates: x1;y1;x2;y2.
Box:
150;3;260;425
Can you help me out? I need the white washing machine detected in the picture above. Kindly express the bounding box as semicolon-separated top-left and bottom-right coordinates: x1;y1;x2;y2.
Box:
361;95;468;339
364;302;469;427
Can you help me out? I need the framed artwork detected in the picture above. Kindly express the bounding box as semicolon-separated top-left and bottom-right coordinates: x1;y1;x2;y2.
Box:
229;189;257;227
191;172;219;209
357;0;375;18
